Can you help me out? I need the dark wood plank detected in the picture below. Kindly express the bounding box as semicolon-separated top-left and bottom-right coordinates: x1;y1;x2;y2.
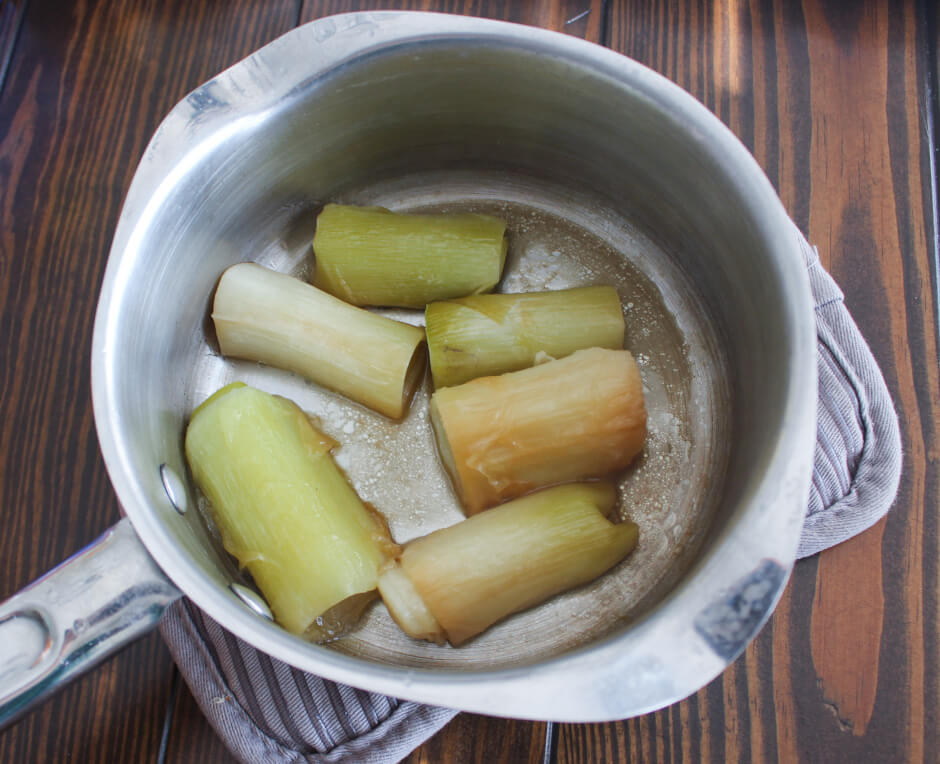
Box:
404;714;548;764
0;0;26;95
557;0;939;761
164;672;236;764
300;0;606;51
0;632;174;764
0;0;297;761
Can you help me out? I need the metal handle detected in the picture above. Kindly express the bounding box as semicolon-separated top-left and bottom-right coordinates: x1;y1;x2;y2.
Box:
0;518;181;729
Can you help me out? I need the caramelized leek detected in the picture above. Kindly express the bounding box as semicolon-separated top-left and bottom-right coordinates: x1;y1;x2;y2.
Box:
213;263;425;419
312;204;508;308
425;287;625;388
430;347;647;514
378;482;638;646
184;383;398;638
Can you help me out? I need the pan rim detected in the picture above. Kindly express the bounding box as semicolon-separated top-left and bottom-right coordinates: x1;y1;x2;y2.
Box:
90;11;817;721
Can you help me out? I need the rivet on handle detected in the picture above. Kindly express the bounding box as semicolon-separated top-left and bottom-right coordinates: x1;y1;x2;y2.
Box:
230;583;274;621
159;464;188;515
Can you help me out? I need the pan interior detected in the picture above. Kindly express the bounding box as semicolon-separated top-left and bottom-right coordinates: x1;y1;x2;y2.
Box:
189;169;726;669
102;38;800;674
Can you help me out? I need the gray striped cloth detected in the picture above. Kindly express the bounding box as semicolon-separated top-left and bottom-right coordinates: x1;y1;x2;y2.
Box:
161;599;455;763
160;226;901;763
797;231;902;556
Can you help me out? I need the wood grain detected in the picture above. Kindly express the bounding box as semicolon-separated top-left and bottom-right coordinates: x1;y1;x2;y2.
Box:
0;0;935;762
163;669;236;764
300;0;606;41
0;0;26;96
810;524;884;736
556;0;940;761
0;0;296;760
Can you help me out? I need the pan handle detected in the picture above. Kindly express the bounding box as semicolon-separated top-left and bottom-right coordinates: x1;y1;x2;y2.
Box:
0;518;181;729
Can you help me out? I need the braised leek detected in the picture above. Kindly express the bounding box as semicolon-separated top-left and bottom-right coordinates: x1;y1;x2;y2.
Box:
429;347;647;514
184;383;398;638
425;286;625;388
378;482;638;646
312;204;508;308
212;263;425;419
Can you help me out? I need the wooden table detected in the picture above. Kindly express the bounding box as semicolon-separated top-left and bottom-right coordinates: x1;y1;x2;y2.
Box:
1;0;936;761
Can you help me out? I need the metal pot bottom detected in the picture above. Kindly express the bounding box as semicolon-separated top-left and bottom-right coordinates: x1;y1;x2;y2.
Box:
190;168;729;670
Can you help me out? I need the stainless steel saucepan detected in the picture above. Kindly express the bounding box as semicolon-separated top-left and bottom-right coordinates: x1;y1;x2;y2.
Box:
0;12;816;727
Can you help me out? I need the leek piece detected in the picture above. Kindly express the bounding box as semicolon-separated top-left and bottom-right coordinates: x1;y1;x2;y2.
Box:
376;562;446;645
385;482;637;646
430;347;647;514
185;383;399;638
213;263;426;419
425;287;625;388
312;204;508;308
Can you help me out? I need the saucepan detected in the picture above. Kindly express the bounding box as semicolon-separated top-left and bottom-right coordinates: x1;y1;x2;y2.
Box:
0;11;816;726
